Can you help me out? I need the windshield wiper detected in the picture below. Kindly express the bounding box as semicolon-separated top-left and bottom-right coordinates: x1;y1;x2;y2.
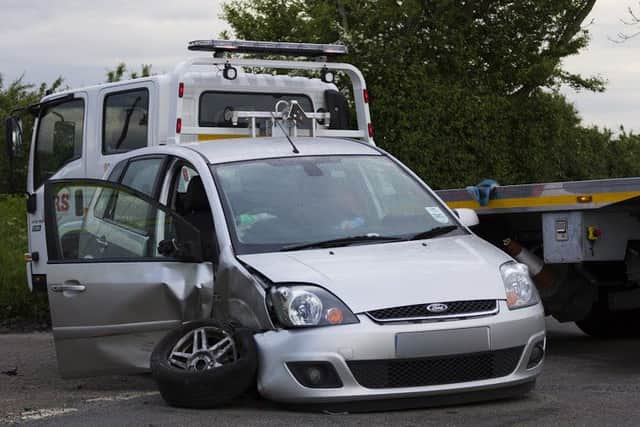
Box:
281;234;404;251
407;225;459;241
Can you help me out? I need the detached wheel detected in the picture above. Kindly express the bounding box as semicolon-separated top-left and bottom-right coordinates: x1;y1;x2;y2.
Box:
575;303;640;338
150;320;257;408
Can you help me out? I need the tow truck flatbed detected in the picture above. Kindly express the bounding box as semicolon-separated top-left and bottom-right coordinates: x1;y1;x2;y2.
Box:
437;177;640;214
436;176;640;331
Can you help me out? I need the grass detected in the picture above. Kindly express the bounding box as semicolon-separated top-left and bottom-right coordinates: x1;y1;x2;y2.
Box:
0;194;50;327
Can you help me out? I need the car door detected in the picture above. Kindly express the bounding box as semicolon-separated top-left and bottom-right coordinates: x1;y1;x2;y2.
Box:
43;178;214;378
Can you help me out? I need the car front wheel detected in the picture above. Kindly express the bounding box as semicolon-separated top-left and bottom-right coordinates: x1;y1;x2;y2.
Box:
150;320;257;408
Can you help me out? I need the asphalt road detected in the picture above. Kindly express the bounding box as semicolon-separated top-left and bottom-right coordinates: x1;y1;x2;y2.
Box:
2;319;640;426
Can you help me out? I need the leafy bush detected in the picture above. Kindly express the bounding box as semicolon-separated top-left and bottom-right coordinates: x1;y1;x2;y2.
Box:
0;195;49;326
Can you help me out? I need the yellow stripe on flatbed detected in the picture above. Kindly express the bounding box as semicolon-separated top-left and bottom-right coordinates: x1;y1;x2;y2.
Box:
445;191;640;210
197;134;248;141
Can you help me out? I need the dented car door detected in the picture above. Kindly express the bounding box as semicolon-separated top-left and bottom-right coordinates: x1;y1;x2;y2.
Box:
43;179;214;378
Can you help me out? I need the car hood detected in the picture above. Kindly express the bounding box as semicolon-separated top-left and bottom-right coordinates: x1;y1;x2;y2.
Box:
237;235;512;313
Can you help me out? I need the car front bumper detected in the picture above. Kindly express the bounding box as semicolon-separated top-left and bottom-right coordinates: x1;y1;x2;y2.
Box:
254;301;545;403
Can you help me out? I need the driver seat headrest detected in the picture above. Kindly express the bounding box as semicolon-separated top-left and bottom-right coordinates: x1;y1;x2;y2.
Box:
184;176;209;212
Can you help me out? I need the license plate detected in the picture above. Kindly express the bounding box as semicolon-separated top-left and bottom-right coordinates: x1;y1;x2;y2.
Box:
395;327;490;358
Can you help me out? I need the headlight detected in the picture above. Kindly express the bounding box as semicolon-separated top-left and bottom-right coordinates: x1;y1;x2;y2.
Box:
269;285;359;328
500;262;540;310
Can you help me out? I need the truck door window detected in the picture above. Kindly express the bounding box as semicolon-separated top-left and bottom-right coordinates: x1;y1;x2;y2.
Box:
34;99;85;189
102;88;149;154
120;158;164;197
199;91;313;129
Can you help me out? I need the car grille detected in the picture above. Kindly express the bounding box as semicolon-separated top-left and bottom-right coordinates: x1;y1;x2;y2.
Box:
347;346;524;389
367;300;497;322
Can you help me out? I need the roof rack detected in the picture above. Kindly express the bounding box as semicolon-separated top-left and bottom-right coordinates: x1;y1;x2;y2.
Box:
188;39;348;57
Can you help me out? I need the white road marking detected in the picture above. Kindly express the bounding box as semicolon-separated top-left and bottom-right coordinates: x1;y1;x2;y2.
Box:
0;391;159;424
85;391;159;403
21;407;79;421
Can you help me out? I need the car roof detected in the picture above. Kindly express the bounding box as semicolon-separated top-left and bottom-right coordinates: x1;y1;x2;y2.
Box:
182;137;381;164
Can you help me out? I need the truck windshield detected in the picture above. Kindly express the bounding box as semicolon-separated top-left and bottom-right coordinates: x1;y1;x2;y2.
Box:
212;155;463;254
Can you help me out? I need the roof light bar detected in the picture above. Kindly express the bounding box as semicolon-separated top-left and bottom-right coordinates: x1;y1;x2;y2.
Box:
188;39;348;57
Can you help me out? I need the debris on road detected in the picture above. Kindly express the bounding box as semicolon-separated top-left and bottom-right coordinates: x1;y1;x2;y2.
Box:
2;367;18;376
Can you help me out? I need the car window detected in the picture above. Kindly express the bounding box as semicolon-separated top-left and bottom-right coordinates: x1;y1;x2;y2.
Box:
34;98;85;189
213;155;461;254
103;88;149;154
47;181;201;261
106;161;127;182
120;158;164;197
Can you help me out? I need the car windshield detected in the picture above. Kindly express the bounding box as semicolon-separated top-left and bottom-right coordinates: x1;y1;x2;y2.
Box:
211;155;463;254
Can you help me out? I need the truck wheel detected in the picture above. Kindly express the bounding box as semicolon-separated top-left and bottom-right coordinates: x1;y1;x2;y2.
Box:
150;320;257;408
575;303;639;338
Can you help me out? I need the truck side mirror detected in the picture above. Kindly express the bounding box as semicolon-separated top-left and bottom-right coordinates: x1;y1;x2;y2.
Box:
5;116;23;193
5;116;23;161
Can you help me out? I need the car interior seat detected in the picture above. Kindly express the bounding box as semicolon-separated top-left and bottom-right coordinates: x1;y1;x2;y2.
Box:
182;176;215;261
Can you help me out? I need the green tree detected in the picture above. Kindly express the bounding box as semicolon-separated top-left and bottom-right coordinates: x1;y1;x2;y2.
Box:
221;0;631;188
222;0;603;95
106;63;152;82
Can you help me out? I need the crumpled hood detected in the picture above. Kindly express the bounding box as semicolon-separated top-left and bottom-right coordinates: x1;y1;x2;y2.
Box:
238;235;512;313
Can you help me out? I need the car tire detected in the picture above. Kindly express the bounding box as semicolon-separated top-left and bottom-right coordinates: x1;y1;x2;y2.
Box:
575;302;640;338
150;320;258;409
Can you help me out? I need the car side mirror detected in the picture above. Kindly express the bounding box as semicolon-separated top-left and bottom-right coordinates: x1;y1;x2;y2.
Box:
454;208;479;227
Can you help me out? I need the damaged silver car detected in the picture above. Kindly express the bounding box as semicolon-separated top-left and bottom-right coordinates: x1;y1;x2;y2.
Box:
42;135;545;408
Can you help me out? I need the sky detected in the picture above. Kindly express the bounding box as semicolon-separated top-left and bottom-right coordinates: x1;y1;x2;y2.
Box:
1;0;639;133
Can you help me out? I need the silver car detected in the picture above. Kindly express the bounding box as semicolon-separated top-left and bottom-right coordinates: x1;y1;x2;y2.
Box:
43;137;544;407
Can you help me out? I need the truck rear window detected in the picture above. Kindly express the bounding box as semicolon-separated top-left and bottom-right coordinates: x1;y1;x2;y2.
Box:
198;91;313;129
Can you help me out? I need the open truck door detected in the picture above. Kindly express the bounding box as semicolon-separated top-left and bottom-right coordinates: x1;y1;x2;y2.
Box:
43;179;214;377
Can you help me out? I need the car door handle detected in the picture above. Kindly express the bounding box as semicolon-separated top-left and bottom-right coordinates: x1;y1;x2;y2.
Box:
51;281;86;293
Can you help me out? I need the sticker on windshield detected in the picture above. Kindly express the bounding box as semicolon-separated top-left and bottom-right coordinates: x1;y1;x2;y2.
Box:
425;206;449;224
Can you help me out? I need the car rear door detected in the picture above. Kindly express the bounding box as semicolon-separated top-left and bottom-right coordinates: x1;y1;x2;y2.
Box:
43;178;214;378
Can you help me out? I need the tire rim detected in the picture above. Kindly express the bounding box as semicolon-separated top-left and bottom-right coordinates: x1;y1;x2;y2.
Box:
168;327;238;371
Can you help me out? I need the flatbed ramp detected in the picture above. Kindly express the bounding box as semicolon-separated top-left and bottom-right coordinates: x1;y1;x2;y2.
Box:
437;177;640;214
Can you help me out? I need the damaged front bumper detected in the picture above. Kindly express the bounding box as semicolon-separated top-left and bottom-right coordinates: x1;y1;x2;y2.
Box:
254;301;545;404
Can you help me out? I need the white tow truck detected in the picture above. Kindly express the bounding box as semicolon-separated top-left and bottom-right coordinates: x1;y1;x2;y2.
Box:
7;40;372;290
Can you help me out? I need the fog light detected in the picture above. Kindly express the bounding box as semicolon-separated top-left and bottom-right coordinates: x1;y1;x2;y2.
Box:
527;341;545;368
287;362;343;388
